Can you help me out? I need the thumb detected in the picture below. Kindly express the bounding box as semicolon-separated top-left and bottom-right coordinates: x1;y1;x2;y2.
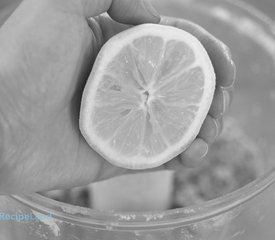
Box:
81;0;160;24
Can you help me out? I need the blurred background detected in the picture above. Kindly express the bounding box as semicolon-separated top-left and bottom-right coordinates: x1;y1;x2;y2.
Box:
1;0;275;25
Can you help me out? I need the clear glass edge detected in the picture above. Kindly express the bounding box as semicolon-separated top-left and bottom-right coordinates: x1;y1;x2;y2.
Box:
11;168;275;230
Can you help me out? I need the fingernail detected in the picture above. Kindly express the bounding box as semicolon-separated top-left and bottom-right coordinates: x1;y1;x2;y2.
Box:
216;117;223;136
231;60;237;84
229;60;237;87
225;60;236;88
144;1;161;22
192;138;209;159
222;90;230;114
212;118;219;138
200;141;209;159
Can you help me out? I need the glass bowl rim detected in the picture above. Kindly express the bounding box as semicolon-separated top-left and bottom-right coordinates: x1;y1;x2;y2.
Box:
11;169;275;230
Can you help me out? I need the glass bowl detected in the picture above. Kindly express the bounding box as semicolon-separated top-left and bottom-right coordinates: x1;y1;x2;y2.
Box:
1;0;275;239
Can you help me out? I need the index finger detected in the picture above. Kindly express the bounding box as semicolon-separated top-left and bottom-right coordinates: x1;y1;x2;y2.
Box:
161;17;236;88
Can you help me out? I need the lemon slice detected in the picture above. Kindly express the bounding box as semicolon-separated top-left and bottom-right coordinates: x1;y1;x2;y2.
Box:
80;24;215;169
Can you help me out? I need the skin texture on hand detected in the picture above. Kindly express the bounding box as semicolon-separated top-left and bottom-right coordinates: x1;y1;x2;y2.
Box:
0;0;235;194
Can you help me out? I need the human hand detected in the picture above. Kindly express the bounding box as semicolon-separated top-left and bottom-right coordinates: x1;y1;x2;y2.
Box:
161;17;235;168
0;0;234;194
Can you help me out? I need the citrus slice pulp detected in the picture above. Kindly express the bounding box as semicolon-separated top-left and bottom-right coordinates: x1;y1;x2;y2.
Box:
80;24;216;169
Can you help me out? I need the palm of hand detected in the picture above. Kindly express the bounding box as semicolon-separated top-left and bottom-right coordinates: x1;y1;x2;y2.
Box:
0;1;234;193
0;3;113;193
